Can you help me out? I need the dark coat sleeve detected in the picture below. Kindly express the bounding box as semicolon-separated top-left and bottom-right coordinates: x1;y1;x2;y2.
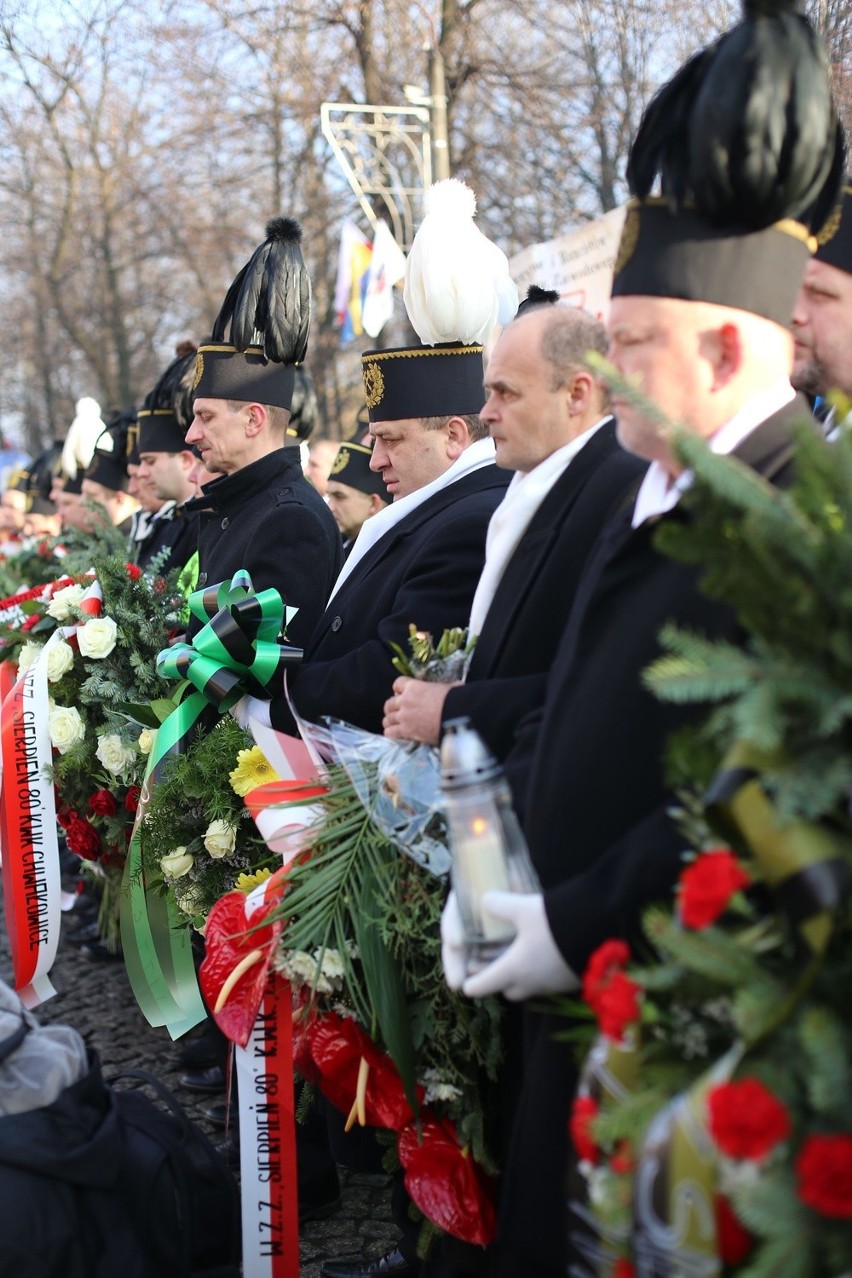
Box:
277;503;497;735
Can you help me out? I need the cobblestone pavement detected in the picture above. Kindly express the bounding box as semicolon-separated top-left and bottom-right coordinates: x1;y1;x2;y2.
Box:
0;903;399;1277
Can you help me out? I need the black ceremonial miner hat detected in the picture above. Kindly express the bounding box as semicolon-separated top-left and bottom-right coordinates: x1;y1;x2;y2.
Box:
815;183;852;275
193;218;311;415
611;0;845;325
327;442;389;500
138;347;198;453
85;410;136;493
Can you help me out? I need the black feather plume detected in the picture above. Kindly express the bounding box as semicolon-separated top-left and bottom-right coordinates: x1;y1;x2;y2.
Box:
627;0;845;235
143;349;198;428
211;217;311;363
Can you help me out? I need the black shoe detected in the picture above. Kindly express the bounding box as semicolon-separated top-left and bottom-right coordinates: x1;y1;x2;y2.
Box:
299;1169;341;1225
202;1100;238;1128
178;1065;226;1093
319;1246;419;1277
175;1036;220;1070
79;940;122;962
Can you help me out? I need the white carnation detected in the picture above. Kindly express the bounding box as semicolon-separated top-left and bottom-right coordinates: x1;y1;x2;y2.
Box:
77;616;118;660
45;639;75;683
46;583;86;621
95;732;136;777
48;704;86;754
203;818;236;859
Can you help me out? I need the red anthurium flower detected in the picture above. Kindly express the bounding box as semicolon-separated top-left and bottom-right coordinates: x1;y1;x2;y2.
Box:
569;1093;600;1164
679;848;750;929
305;1011;417;1132
89;789;117;816
707;1077;791;1161
796;1133;852;1219
398;1116;497;1247
200;883;285;1047
715;1195;753;1263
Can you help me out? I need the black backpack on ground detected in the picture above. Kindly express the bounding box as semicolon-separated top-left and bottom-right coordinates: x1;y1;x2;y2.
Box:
108;1068;241;1278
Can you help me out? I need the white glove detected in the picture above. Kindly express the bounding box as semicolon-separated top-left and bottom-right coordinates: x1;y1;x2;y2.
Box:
462;892;578;1002
229;694;272;731
440;890;467;991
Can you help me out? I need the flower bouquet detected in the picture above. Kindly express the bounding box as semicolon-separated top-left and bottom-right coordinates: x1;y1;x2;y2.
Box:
564;407;852;1276
0;556;184;950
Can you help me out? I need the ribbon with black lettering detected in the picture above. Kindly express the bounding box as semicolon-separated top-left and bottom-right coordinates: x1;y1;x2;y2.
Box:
0;641;60;1005
235;975;299;1278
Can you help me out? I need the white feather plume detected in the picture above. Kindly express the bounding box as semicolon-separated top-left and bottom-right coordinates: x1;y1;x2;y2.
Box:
61;396;105;479
403;179;518;346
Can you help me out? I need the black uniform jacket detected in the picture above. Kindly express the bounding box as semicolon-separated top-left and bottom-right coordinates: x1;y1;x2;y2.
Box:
440;420;645;762
186;448;342;650
272;463;510;736
136;502;200;575
495;396;812;1278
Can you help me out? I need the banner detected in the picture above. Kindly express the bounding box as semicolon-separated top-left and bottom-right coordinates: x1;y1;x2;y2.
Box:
335;220;373;342
0;644;61;1006
236;976;299;1278
508;205;627;321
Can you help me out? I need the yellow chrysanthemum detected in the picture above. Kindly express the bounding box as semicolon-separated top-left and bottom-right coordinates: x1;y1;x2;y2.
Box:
235;867;273;894
229;746;280;797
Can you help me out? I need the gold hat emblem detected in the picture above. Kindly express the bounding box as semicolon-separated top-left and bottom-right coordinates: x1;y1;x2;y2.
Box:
614;202;641;276
330;448;350;475
363;361;385;410
192;351;204;390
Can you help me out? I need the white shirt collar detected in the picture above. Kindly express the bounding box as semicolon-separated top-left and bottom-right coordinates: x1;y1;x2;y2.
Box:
631;381;795;528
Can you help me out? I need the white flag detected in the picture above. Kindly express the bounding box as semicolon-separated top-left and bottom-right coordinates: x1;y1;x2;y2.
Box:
362;220;407;338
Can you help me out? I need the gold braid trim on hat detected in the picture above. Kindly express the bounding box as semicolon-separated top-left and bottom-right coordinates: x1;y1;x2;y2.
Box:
361;345;484;363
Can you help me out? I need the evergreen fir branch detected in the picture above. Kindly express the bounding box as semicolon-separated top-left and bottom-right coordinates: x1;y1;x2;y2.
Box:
797;1005;852;1121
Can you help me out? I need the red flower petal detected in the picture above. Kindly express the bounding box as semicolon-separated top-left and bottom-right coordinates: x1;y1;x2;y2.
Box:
796;1133;852;1219
305;1011;416;1131
200;888;284;1047
707;1077;791;1161
679;849;749;930
398;1116;497;1246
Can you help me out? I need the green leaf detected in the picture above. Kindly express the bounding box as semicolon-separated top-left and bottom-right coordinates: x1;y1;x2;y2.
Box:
350;862;420;1120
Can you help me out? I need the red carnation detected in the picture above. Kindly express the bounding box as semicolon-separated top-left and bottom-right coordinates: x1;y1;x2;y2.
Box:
596;970;641;1042
612;1261;635;1278
125;562;141;580
125;785;141;812
715;1195;753;1263
582;939;631;1009
679;848;749;929
707;1077;791;1161
796;1133;852;1219
610;1140;634;1175
89;789;117;816
65;814;102;862
569;1093;600;1164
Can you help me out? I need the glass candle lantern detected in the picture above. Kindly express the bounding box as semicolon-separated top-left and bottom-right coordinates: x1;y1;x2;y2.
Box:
440;717;541;974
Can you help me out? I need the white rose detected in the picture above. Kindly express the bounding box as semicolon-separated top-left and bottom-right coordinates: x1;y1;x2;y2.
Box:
16;642;43;677
45;639;75;683
160;847;194;878
175;882;207;917
138;728;156;755
203;818;236;859
46;583;86;621
95;732;136;777
77;616;118;660
48;704;86;755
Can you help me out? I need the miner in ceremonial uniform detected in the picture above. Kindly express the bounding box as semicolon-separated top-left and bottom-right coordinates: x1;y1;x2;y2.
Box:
792;181;852;410
134;347;201;573
324;440;389;558
184;218;342;646
439;5;846;1275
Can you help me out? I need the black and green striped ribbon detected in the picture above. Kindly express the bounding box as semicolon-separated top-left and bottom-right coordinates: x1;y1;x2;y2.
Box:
120;572;303;1037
